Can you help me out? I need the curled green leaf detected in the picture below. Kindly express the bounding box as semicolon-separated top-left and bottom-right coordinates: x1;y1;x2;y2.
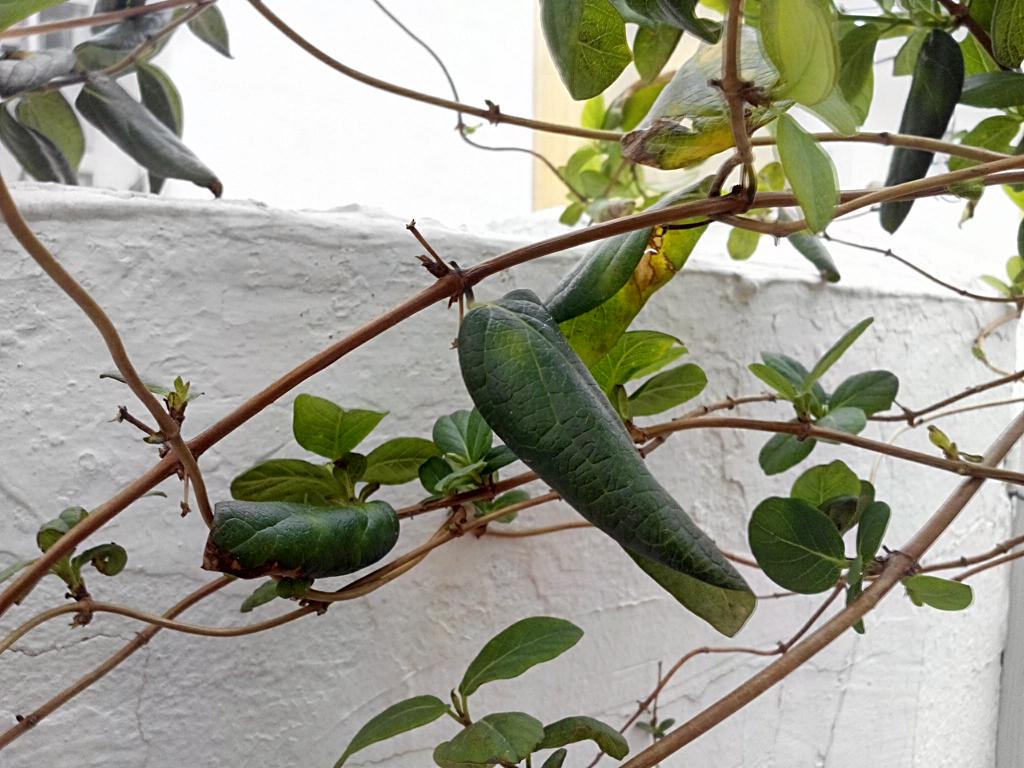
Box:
201;499;399;579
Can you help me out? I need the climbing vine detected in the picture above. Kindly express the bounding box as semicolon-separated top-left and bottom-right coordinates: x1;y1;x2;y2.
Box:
4;0;1024;766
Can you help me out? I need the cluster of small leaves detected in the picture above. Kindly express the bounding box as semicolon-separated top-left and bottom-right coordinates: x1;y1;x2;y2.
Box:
0;1;230;196
229;399;526;611
418;408;523;515
748;458;971;630
228;394;445;610
334;616;629;768
232;394;430;507
589;329;707;420
747;317;899;474
558;100;659;226
0;506;127;600
102;372;201;433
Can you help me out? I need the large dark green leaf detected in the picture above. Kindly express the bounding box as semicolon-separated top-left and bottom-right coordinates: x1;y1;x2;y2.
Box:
623;0;720;42
433;713;544;768
363;438;441;485
0;49;75;97
880;29;964;232
459;291;754;634
335;696;449;767
459;617;583;697
16;91;84;170
292;394;386;461
75;76;222;195
622;27;778;169
540;0;632;100
230;459;343;504
537;716;629;759
960;71;1024;108
748;497;848;593
202;500;399;579
0;105;76;184
187;4;231;58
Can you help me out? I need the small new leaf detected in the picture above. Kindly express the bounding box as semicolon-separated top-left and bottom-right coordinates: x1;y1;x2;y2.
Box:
239;579;279;613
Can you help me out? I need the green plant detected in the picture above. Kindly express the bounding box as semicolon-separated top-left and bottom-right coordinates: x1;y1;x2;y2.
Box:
5;2;1024;767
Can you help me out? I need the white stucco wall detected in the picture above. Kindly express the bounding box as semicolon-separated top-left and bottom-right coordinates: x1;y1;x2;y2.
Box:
0;185;1020;768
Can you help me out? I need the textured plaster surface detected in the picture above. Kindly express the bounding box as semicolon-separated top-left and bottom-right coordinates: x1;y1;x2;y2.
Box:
0;185;1018;767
